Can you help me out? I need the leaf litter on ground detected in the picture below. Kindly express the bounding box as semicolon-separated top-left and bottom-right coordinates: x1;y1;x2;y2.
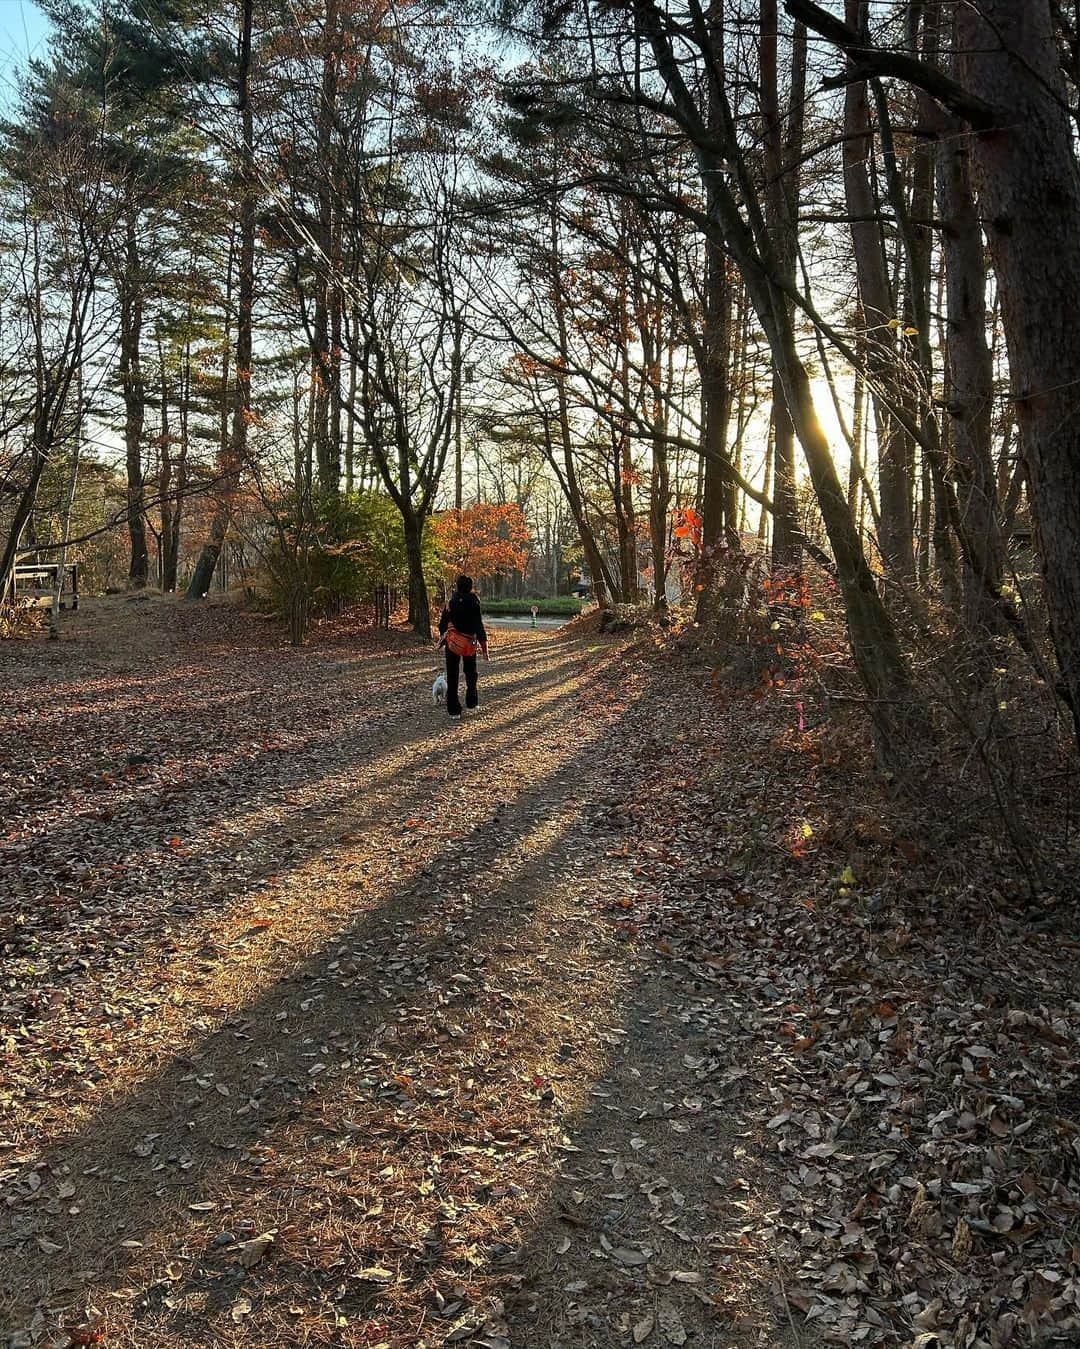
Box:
1;595;1077;1349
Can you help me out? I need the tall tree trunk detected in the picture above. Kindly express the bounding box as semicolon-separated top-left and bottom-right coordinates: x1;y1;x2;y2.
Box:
935;33;1007;633
558;381;616;605
187;0;255;600
849;357;865;512
548;195;617;605
643;293;671;610
731;282;753;534
650;428;670;610
454;369;464;511
50;380;82;639
770;378;799;564
402;508;430;638
904;21;961;601
305;356;317;493
328;229;343;495
758;422;773;544
312;284;330;491
312;0;341;499
614;264;639;601
166;342;189;592
700;232;732;556
842;0;915;580
868;9;958;602
293;365;305;496
699;2;734;586
956;0;1080;744
119;214;148;587
636;0;918;758
761;0;806;569
345;333;358;494
158;339;174;592
777;327;917;745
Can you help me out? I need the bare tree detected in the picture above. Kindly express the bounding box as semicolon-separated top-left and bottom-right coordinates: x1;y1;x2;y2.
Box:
272;15;475;635
0;120;114;598
187;0;255;600
790;0;1080;745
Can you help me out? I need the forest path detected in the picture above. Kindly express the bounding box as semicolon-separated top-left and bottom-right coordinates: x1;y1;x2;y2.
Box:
1;598;790;1348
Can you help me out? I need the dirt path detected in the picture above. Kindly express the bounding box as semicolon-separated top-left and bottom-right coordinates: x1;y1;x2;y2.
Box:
1;600;789;1348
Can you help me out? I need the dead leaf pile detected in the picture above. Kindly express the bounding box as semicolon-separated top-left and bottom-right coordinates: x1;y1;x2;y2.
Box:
584;641;1080;1347
2;598;1076;1349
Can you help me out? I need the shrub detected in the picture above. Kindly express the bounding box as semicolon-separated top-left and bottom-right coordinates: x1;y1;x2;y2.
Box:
481;596;584;616
0;598;43;640
695;549;811;691
261;491;441;638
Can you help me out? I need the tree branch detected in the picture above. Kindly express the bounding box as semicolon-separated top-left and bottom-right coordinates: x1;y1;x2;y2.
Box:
784;0;999;130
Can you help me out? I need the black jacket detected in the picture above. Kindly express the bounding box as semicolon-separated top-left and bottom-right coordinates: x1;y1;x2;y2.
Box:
439;591;487;645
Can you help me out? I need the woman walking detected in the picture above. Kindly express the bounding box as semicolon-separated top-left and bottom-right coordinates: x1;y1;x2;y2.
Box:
437;575;489;719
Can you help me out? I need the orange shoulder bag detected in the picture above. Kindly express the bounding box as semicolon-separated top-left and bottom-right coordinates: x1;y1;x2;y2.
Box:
444;624;479;658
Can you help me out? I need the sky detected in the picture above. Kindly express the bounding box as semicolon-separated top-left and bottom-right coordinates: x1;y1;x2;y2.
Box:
0;0;51;105
0;0;854;504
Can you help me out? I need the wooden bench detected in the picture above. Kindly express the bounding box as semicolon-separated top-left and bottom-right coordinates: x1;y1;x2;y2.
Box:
11;562;79;610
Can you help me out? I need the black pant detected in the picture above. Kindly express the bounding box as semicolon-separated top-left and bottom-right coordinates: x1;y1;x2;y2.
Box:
445;650;478;715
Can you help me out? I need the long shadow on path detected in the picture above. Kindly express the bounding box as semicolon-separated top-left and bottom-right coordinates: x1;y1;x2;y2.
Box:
500;940;804;1349
1;644;632;1343
1;641;587;1032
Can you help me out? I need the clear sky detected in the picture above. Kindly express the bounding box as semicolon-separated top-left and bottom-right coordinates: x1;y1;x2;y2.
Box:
0;0;52;105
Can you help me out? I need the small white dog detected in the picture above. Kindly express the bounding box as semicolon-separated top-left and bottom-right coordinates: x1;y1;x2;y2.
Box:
432;673;448;705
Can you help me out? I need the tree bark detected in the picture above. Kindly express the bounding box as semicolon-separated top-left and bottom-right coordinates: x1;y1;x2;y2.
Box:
760;0;804;568
187;0;254;600
614;278;639;601
50;391;82;639
642;288;671;610
700;232;733;554
313;0;341;499
849;355;865;513
345;333;358;494
842;0;915;579
697;1;735;591
548;197;617;605
936;94;1006;632
902;12;961;602
402;509;430;638
955;0;1080;742
634;0;919;759
119;213;149;587
454;372;464;511
867;10;959;603
158;339;175;591
556;378;616;606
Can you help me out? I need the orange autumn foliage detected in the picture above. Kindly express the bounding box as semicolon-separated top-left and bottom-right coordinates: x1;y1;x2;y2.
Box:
432;503;530;582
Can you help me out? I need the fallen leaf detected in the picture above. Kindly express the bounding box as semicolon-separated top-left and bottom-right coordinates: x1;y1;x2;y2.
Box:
633;1314;655;1343
355;1266;396;1284
658;1303;686;1345
237;1229;277;1268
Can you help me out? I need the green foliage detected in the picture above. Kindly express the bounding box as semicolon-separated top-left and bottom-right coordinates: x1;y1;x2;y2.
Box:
481;596;583;616
263;491;439;620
